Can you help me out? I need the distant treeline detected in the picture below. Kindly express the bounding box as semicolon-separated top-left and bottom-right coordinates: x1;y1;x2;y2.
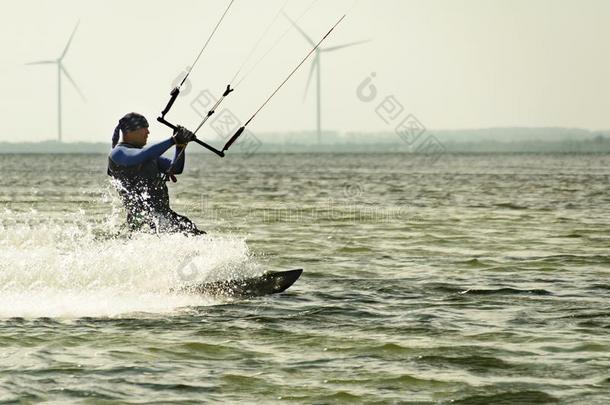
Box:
1;128;610;154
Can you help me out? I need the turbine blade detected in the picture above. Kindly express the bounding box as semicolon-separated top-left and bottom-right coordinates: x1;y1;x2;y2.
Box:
303;56;318;101
281;11;315;47
322;39;371;53
61;65;86;102
60;21;80;60
25;60;56;65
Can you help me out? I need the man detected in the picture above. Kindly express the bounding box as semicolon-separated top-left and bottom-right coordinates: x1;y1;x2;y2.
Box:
107;112;205;235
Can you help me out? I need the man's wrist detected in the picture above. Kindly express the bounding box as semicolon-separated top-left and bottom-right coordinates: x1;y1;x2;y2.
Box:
172;136;187;148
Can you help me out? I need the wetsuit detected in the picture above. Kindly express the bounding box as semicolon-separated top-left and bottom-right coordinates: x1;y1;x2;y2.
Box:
107;138;205;235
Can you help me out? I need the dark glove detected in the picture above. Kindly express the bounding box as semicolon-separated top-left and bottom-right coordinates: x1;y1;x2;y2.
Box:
173;126;195;145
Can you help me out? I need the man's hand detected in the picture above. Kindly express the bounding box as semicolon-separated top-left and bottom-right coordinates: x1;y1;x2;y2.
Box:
173;126;195;145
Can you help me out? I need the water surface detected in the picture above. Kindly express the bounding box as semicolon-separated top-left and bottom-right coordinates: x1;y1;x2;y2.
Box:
0;153;609;403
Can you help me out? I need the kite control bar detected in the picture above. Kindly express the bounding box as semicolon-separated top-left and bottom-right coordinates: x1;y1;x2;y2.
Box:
157;3;347;163
157;89;226;158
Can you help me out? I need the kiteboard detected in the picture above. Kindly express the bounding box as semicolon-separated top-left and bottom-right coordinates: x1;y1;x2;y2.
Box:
187;269;303;298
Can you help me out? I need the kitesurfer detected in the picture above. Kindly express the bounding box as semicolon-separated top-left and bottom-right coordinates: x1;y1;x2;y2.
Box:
107;112;205;235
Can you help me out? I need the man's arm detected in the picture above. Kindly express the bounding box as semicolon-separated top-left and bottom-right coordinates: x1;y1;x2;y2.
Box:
157;146;186;174
110;138;175;167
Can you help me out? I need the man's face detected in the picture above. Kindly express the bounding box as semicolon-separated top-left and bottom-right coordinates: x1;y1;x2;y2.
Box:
125;127;149;147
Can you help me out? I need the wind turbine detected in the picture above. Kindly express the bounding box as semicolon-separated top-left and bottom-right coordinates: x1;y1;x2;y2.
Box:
26;22;86;143
283;12;367;144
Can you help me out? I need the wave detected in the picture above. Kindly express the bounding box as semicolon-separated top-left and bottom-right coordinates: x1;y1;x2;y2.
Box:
459;287;553;296
451;390;558;404
0;211;261;318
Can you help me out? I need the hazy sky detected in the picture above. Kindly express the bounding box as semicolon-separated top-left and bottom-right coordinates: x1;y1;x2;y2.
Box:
1;0;609;143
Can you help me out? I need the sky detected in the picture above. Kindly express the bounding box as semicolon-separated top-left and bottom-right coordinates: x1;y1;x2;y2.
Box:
1;0;609;143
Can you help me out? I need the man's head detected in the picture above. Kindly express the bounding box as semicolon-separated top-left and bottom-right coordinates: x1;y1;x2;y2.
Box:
112;112;149;148
123;126;150;147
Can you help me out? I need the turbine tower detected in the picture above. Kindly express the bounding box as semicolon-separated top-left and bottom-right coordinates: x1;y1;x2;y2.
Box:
283;12;367;144
26;22;86;143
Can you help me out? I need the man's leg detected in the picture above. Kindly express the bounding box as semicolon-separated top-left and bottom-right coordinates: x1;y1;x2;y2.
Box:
164;210;206;235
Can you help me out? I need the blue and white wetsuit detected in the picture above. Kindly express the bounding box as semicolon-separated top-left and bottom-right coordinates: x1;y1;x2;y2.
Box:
107;139;204;235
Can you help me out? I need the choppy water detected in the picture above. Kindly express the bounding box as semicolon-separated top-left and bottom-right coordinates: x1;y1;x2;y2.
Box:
0;152;609;403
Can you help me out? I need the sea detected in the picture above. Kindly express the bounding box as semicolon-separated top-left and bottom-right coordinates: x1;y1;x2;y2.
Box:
0;152;609;404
